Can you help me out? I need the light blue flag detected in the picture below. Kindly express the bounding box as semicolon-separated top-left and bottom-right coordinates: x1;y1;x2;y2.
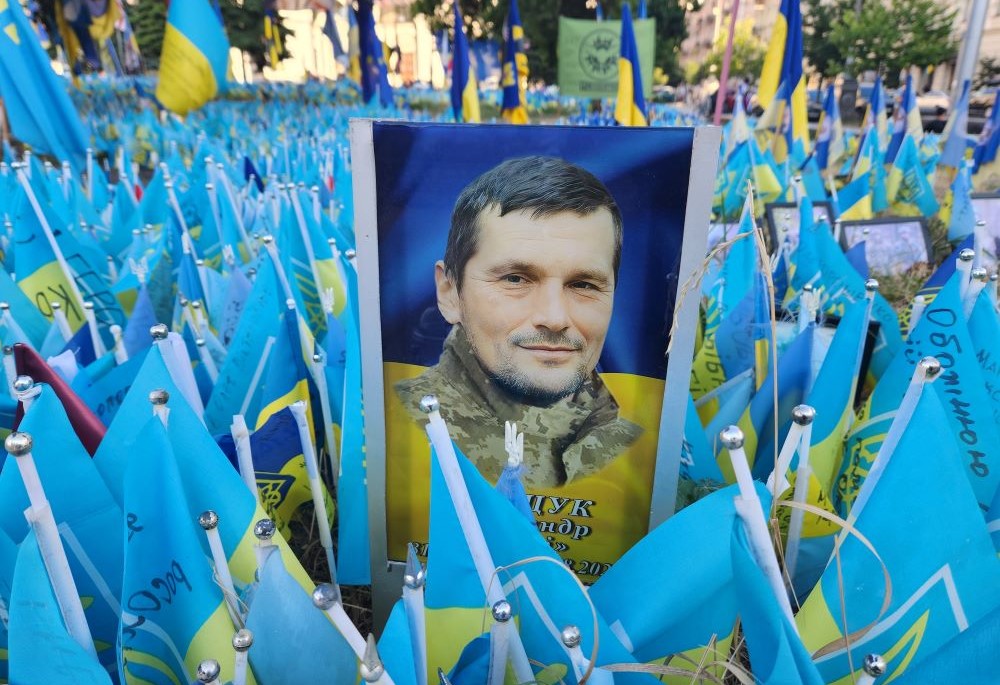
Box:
0;267;49;349
591;483;771;662
203;253;281;435
941;79;971;169
245;551;359;683
0;386;124;672
0;0;89;168
947;162;976;242
337;259;369;585
702;371;754;453
886;73;919;164
796;390;1000;682
424;441;643;679
894;603;1000;684
717;198;757;317
730;520;823;685
8;531;113;685
217;266;253;346
988;485;1000;553
0;526;18;681
72;350;148;426
119;416;235;685
889;135;939;216
377;600;418;685
680;392;722;485
967;291;1000;429
837;274;1000;515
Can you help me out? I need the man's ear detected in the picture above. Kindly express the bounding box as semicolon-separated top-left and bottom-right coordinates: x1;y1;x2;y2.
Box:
435;260;461;324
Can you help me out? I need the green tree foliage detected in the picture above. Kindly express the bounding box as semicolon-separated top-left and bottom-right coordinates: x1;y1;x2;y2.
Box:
123;0;291;72
124;0;167;69
409;0;690;85
693;19;766;84
804;0;957;85
976;56;1000;89
802;0;853;78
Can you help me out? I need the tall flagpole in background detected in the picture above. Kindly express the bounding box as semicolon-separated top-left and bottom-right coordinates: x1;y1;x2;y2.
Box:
953;0;989;102
713;0;741;126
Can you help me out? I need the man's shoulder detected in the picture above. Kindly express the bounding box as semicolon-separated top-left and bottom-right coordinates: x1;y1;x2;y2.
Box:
394;363;486;423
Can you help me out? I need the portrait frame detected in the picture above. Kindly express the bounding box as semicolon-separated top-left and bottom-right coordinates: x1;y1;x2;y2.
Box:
970;193;1000;269
838;217;933;276
764;200;835;253
350;120;720;625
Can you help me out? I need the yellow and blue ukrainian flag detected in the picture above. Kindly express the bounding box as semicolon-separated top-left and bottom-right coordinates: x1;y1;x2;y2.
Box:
0;0;88;168
756;0;808;163
886;73;922;163
814;83;844;174
614;3;647;127
155;0;230;114
450;2;480;123
356;0;393;106
500;0;529;124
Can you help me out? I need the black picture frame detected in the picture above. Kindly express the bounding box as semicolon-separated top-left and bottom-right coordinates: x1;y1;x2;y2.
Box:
765;201;835;253
838;217;933;276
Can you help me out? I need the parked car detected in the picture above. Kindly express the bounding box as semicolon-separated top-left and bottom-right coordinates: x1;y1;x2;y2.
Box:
970;87;996;118
916;89;950;114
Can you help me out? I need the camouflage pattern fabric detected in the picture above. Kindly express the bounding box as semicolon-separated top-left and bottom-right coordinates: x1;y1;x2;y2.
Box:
396;326;642;488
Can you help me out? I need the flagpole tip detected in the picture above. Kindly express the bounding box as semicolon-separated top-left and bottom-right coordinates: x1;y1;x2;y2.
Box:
791;405;816;426
232;628;254;652
862;654;886;677
312;582;341;610
864;278;880;293
491;599;513;622
261;235;274;245
360;634;385;682
5;432;32;457
918;356;942;380
419;395;440;414
719;425;744;450
403;543;425;589
971;267;988;282
149;323;169;341
560;624;582;648
83;301;94;310
959;248;976;262
198;510;219;530
345;248;357;261
195;659;221;683
50;301;61;311
12;376;34;394
438;668;454;685
149;389;170;406
253;518;276;540
3;346;12;356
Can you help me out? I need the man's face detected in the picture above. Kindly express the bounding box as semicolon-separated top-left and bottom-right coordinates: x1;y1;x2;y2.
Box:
436;205;616;405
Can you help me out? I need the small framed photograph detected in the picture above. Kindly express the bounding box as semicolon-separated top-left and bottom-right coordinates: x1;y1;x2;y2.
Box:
970;193;1000;269
838;217;932;276
765;201;835;253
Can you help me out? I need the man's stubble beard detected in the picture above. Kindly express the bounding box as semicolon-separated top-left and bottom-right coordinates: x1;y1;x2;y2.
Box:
466;326;590;407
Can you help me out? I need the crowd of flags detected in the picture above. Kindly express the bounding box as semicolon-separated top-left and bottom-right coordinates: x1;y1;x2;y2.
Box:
0;0;998;682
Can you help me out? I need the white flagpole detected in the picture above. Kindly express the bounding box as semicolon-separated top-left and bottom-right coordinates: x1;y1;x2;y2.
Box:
7;431;98;659
402;545;427;685
289;401;337;585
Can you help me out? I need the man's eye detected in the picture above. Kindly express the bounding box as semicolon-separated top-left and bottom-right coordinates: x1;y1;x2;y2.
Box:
502;274;526;284
571;281;599;291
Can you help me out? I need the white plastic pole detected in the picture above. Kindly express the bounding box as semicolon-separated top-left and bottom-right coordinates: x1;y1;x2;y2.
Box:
8;432;98;659
289;401;337;585
230;416;262;509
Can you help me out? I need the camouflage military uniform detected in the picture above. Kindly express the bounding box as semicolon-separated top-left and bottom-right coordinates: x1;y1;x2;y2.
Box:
395;327;643;488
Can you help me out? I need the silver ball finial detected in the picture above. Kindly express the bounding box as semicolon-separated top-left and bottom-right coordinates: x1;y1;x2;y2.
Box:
150;323;169;340
191;300;202;309
232;628;254;652
2;346;12;356
491;599;513;622
802;283;813;293
959;248;976;262
403;543;425;589
198;510;219;530
312;353;322;363
195;659;221;683
719;425;744;450
345;248;356;260
971;267;988;282
561;624;582;648
0;302;8;311
12;376;34;393
865;278;880;293
261;235;273;244
195;338;206;347
791;404;816;426
83;301;94;310
253;518;276;540
148;389;169;406
360;634;385;682
419;395;439;414
50;301;61;310
862;653;886;677
919;356;942;379
5;432;33;457
312;583;340;610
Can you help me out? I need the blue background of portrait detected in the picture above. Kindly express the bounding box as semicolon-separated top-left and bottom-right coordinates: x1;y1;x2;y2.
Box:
373;122;695;380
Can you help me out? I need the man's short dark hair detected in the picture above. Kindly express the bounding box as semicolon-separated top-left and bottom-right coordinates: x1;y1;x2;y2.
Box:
443;156;623;288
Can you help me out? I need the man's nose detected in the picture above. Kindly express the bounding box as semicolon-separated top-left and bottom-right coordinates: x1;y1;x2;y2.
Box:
530;280;571;331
